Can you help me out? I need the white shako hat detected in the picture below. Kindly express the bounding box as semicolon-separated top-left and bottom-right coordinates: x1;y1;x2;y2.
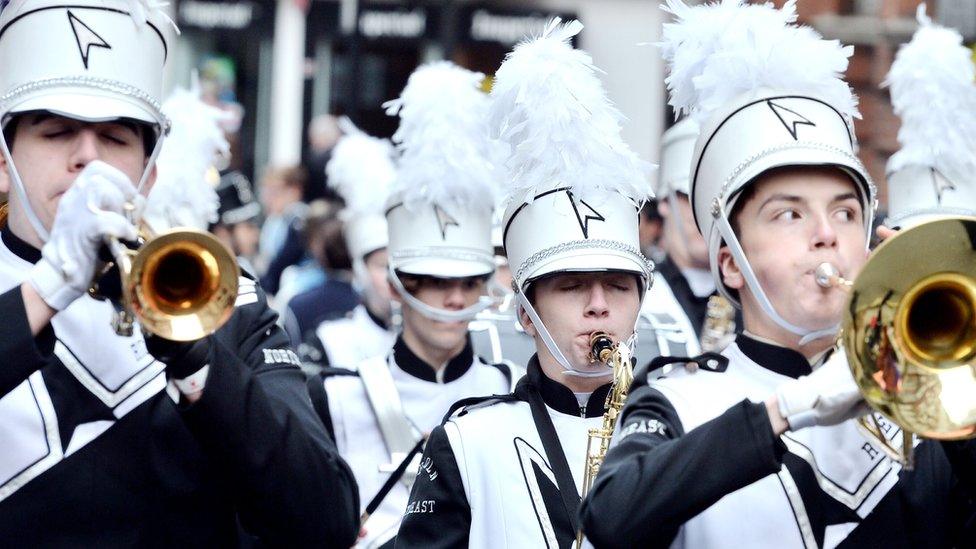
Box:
143;76;228;232
658;117;699;196
660;0;876;344
325;117;394;269
883;5;976;229
0;0;176;241
382;61;502;322
494;19;655;377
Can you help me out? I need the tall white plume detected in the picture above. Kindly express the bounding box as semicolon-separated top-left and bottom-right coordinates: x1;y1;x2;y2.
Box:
144;76;228;231
326;117;396;220
885;4;976;181
659;0;857;123
129;0;179;33
489;18;653;206
383;61;502;212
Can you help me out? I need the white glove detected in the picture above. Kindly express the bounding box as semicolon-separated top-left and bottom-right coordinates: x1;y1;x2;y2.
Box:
775;347;871;431
28;161;143;311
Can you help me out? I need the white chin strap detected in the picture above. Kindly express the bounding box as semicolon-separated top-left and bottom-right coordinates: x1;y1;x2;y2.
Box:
514;288;638;379
712;211;838;346
388;267;495;323
0;122;166;244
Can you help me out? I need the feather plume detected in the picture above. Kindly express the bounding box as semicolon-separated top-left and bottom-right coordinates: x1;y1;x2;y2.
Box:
383;61;502;212
326;117;396;220
660;0;856;123
489;18;653;206
129;0;180;34
144;76;228;231
885;5;976;181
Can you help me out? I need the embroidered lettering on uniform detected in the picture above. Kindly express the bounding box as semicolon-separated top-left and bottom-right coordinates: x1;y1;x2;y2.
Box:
874;414;895;436
262;349;302;366
861;442;880;460
405;500;436;515
419;456;438;481
618;419;667;441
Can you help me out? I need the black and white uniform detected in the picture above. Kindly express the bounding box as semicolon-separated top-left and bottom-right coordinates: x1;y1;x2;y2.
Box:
305;304;395;369
0;226;360;546
396;357;611;548
581;335;976;549
311;336;516;548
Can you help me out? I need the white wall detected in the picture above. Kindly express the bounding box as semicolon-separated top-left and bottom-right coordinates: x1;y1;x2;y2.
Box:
268;0;307;165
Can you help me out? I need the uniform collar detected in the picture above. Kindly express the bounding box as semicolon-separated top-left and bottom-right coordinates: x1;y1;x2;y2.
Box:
524;356;611;418
1;224;41;264
735;333;813;379
392;334;474;383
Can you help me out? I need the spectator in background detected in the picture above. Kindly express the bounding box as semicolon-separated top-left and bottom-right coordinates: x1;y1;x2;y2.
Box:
639;197;665;263
212;171;262;275
304;114;343;203
258;166;311;294
281;202;360;345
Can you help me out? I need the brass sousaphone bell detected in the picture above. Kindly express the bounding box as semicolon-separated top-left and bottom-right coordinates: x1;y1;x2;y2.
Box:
94;225;240;342
823;217;976;467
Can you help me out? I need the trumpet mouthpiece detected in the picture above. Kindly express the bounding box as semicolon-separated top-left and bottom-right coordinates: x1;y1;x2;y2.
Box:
815;262;852;289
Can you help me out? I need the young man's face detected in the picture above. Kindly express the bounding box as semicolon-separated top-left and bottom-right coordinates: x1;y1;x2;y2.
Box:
0;114;153;235
523;272;642;374
259;175;300;217
660;192;709;270
363;248;393;308
720;166;868;335
397;275;487;355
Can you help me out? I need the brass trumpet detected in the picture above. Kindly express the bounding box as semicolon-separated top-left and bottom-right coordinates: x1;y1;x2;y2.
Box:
818;216;976;468
92;226;240;341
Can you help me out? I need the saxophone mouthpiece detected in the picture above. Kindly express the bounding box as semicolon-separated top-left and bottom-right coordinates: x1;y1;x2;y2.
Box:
815;262;853;289
588;331;615;364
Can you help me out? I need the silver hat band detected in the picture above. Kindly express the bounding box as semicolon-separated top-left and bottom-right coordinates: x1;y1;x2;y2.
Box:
0;76;169;130
709;141;877;219
513;238;653;285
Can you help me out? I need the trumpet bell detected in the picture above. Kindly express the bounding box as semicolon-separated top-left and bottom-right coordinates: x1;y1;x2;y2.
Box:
129;229;240;341
843;217;976;440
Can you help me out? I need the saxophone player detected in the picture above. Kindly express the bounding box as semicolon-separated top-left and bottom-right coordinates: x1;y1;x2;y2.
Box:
0;1;359;544
581;3;976;547
396;19;659;548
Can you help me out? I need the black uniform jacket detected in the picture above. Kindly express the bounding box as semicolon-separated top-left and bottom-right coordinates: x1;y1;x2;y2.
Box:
0;227;359;547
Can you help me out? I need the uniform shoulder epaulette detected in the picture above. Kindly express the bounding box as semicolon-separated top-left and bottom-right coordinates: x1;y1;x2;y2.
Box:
637;352;729;384
441;393;520;425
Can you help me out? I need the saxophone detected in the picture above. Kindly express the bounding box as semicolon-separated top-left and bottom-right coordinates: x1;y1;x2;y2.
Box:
699;294;736;353
576;331;634;548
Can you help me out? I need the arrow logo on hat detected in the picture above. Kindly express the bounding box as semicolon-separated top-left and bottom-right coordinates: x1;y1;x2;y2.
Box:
68;11;112;69
434;204;459;240
767;100;816;140
567;191;605;239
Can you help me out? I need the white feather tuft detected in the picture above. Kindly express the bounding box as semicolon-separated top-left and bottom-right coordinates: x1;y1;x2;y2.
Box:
489;18;654;206
144;76;228;231
660;0;857;122
383;61;502;212
326;118;396;219
129;0;180;34
885;4;976;181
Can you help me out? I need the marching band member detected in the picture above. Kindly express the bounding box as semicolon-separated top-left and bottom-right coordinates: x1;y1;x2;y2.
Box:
396;19;659;547
0;1;358;544
581;2;976;547
307;62;517;548
645;118;736;355
301;120;397;370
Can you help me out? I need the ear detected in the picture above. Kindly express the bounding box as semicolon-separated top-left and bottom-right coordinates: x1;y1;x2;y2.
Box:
140;164;158;196
517;304;537;337
717;245;745;291
0;151;10;195
657;198;669;219
387;279;403;304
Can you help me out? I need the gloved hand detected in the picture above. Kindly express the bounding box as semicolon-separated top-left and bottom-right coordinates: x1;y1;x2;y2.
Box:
144;334;213;381
774;347;871;431
28;161;143;311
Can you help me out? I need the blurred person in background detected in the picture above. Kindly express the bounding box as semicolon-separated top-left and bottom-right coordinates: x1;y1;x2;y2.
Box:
304;114;343;203
258;165;308;277
281;202;359;345
212;171;262;275
639;198;665;263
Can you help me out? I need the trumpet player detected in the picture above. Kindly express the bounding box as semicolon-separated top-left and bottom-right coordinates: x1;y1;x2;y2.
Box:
396;20;660;547
582;2;976;547
0;1;358;545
